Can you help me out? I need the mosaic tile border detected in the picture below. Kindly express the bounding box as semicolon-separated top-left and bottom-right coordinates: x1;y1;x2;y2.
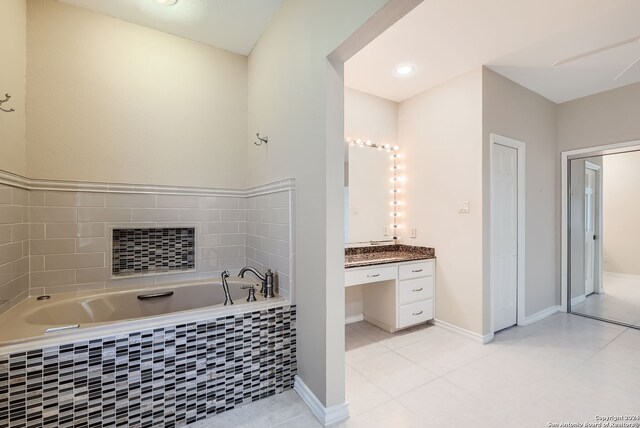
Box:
0;305;297;428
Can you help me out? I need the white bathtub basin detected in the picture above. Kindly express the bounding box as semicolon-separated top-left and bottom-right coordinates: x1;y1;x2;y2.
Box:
0;278;286;352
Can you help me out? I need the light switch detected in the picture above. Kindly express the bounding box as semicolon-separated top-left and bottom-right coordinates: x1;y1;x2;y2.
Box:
458;201;470;213
410;227;417;238
383;226;389;236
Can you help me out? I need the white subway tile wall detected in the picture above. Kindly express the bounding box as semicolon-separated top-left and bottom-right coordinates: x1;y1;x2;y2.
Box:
28;191;248;294
245;191;294;302
0;185;29;316
0;182;294;309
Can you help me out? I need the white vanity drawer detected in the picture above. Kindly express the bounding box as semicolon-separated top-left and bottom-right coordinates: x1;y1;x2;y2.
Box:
399;260;434;280
399;277;433;305
398;300;433;328
345;265;396;287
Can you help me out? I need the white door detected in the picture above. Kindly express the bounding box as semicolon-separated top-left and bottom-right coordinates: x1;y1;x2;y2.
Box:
492;144;518;331
584;168;596;295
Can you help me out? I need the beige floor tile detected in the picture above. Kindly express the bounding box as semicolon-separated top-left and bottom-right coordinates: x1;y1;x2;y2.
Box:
349;350;438;397
342;400;423;428
345;364;392;416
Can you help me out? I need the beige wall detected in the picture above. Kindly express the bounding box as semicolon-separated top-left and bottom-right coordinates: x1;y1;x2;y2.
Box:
26;0;248;189
0;0;27;176
482;68;558;328
345;88;398;243
247;0;399;408
603;151;640;276
399;68;484;335
557;82;640;153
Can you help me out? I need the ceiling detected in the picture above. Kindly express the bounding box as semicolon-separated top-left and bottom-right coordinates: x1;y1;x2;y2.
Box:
345;0;640;104
56;0;283;55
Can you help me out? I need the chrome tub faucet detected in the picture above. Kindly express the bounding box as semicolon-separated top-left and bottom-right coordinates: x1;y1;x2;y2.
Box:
238;267;275;298
221;270;233;305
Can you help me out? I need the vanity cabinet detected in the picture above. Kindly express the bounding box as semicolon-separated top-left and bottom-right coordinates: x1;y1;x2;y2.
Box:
346;259;435;333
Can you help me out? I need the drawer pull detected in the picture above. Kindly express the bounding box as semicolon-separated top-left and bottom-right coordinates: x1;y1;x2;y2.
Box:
412;269;423;273
412;310;424;316
412;288;423;292
367;274;380;278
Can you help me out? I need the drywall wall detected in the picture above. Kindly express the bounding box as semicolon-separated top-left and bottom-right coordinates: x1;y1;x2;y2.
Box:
247;0;412;409
345;88;398;243
482;68;558;329
602;151;640;276
399;68;484;335
26;0;248;189
557;82;640;153
0;0;27;176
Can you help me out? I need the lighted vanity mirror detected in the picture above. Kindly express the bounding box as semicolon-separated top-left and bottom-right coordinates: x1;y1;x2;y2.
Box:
345;139;401;245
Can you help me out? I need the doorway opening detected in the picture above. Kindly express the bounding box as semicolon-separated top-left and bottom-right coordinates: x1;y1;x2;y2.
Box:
562;140;640;329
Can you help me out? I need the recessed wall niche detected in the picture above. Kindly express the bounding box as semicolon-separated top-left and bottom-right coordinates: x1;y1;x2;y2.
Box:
112;228;196;277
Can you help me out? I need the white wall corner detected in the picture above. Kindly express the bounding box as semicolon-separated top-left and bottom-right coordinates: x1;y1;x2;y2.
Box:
520;305;561;326
434;319;494;344
293;375;350;426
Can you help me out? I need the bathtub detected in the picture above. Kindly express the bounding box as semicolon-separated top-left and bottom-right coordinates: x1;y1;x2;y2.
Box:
0;278;296;427
0;278;285;352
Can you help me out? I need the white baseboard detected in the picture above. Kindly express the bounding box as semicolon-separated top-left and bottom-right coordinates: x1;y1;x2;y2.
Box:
345;314;364;325
604;271;640;281
293;375;349;426
434;319;494;344
520;305;560;326
571;295;586;306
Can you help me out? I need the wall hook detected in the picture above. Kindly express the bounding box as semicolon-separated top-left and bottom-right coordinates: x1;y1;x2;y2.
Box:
254;133;268;146
0;94;15;113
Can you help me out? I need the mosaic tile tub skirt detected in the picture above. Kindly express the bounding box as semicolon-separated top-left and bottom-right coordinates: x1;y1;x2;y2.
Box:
0;305;297;428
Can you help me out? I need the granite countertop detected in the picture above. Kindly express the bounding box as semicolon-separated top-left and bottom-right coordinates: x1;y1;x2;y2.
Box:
345;244;435;269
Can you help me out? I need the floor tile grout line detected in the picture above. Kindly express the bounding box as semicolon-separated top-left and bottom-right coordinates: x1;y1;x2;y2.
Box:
572;325;629;372
270;413;310;428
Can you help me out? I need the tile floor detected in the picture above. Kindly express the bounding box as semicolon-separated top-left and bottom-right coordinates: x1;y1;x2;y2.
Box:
191;313;640;428
572;274;640;326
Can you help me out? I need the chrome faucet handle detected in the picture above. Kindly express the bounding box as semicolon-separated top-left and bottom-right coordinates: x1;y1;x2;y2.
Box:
264;268;275;298
241;284;258;302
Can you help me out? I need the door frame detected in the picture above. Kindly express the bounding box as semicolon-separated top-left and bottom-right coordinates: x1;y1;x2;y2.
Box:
584;161;603;295
561;139;640;312
490;133;526;332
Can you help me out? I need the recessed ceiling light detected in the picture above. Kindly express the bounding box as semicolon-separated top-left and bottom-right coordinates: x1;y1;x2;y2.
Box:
394;64;416;77
155;0;178;5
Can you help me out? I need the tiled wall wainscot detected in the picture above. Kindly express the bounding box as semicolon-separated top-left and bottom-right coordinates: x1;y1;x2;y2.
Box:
245;191;294;302
0;172;295;312
0;184;29;316
0;305;297;428
28;191;247;295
